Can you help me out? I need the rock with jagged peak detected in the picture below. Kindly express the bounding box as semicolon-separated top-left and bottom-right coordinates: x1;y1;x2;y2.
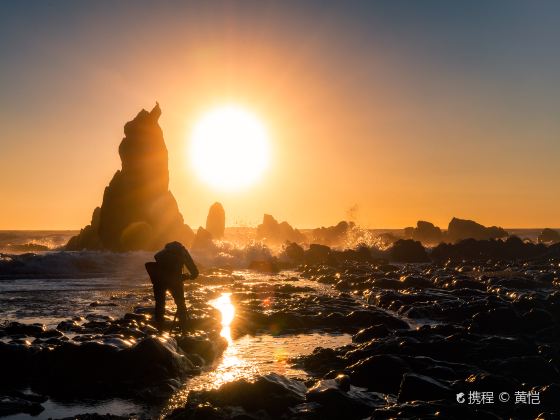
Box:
410;220;443;244
205;202;225;239
66;104;194;251
257;214;305;244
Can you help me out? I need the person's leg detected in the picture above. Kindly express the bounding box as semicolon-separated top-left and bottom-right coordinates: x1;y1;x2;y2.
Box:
153;282;167;332
169;281;188;333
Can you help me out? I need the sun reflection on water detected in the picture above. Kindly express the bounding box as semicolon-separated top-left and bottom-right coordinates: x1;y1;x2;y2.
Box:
212;293;235;343
159;290;351;418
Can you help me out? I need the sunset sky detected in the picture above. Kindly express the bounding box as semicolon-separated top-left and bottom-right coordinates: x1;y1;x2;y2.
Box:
1;1;559;230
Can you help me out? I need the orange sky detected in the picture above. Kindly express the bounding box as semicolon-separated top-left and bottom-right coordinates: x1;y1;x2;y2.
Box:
1;2;559;230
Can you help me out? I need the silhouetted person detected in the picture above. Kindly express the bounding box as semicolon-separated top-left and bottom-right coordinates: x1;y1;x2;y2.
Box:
145;241;199;333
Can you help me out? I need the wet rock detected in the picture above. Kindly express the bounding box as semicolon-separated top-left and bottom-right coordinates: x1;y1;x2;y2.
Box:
352;324;391;343
348;354;410;393
400;275;432;288
388;240;429;263
187;373;307;415
206;202;225;239
66;103;194;251
345;310;409;330
306;377;384;418
397;373;453;402
176;334;228;364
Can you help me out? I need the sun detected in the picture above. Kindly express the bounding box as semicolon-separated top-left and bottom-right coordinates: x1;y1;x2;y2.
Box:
190;105;270;191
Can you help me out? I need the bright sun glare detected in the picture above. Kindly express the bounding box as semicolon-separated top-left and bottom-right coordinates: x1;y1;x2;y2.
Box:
190;105;270;191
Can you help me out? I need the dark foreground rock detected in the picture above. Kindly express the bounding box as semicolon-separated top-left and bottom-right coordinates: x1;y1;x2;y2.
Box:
291;257;560;419
167;373;384;420
0;308;227;416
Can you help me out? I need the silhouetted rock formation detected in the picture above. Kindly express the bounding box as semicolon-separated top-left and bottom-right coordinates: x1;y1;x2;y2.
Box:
66;104;194;251
256;214;305;244
447;217;508;243
205;202;225;239
192;227;215;251
311;221;354;246
389;239;429;263
538;228;560;244
407;220;442;244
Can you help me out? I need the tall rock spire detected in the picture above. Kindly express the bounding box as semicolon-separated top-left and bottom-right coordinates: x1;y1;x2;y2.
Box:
66;104;194;251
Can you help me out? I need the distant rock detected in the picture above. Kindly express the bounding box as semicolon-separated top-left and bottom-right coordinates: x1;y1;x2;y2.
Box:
447;217;508;243
66;104;194;251
311;221;354;246
403;227;414;239
538;228;560;244
205;202;225;239
410;220;442;244
191;227;215;251
256;214;305;244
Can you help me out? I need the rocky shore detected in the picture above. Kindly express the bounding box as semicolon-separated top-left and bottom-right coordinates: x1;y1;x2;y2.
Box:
0;303;227;418
167;258;559;420
1;246;559;419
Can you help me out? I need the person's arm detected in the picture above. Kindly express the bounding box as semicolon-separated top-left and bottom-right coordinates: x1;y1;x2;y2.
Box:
181;247;199;279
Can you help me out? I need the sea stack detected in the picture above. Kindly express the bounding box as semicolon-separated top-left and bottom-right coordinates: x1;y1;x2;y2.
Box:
66;103;194;251
205;202;225;239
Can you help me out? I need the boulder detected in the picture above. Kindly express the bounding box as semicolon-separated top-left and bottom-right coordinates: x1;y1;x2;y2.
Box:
447;217;508;243
206;202;225;239
66;103;194;251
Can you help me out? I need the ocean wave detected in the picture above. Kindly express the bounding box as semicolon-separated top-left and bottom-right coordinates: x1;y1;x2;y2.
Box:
0;251;152;279
0;242;279;280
